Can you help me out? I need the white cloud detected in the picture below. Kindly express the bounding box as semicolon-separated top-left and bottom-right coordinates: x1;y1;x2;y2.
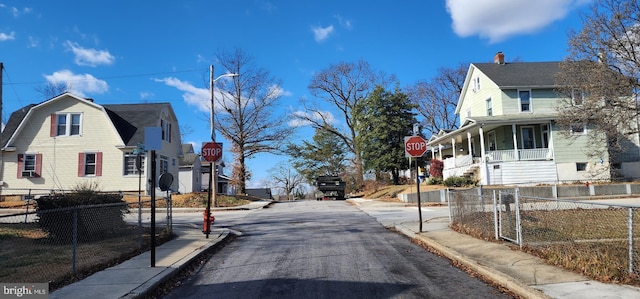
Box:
446;0;589;43
155;77;210;113
312;25;334;42
0;31;15;41
267;84;292;99
44;69;109;97
64;41;115;67
288;110;336;127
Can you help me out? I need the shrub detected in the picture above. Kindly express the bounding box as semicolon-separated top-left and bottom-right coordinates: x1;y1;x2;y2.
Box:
36;192;127;243
427;177;443;185
443;176;477;187
430;159;443;178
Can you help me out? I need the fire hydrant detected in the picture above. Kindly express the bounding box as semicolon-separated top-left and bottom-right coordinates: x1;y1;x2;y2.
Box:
202;209;215;234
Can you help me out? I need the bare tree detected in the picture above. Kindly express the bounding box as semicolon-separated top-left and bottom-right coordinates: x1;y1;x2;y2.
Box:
295;60;391;190
555;0;640;178
269;164;305;200
406;63;466;137
214;48;293;194
35;82;70;99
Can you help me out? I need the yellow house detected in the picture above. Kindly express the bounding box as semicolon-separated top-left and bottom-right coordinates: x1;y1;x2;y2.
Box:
0;93;183;196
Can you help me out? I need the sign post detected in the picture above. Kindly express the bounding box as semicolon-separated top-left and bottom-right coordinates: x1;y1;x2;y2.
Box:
405;135;427;232
201;142;223;238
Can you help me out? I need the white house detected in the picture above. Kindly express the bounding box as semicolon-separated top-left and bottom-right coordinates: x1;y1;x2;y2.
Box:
427;52;640;185
178;144;201;193
0;93;183;195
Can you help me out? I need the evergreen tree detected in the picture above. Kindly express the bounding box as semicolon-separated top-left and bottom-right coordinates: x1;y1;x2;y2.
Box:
355;85;417;184
287;128;348;184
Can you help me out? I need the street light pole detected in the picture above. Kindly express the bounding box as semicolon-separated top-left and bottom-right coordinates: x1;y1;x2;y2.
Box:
208;65;238;210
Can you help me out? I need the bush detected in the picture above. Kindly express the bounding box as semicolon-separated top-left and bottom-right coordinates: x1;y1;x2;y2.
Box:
36;192;127;243
443;176;477;187
427;177;443;185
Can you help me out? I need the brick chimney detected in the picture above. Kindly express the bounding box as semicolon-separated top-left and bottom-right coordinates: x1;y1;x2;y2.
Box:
494;51;505;64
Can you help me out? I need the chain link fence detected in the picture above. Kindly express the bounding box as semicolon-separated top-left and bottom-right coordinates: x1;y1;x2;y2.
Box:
0;190;172;289
449;188;640;283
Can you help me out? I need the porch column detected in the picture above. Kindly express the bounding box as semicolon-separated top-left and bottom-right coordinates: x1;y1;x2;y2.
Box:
479;126;486;162
467;131;472;155
431;146;435;159
438;144;443;160
512;124;519;160
548;121;554;158
451;138;456;163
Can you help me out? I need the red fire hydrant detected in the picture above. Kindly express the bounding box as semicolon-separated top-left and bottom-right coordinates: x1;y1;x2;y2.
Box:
202;209;215;234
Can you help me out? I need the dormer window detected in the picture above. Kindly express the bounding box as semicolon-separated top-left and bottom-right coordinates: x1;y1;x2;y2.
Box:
519;90;531;112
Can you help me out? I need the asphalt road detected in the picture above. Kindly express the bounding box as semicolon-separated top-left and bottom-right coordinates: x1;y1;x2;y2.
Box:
162;200;513;299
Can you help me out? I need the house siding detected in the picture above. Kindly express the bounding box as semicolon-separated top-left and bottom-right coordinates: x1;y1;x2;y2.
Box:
486;161;557;185
1;94;182;195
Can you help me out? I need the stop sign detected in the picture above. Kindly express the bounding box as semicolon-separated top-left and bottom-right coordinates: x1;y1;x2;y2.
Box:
405;136;428;157
202;142;223;162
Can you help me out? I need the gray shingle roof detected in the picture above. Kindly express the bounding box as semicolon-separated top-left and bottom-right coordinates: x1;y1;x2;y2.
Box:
1;104;36;148
103;103;172;146
473;61;561;88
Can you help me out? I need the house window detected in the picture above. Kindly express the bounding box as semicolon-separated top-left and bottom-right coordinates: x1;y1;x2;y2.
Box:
486;98;493;116
519;90;531;112
78;152;102;176
124;152;145;175
571;89;585;106
159;155;168;174
576;162;587;171
473;77;480;92
18;153;41;178
55;113;82;136
161;119;172;142
570;123;586;135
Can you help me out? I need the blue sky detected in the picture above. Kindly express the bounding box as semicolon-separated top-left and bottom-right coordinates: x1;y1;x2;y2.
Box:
1;0;591;189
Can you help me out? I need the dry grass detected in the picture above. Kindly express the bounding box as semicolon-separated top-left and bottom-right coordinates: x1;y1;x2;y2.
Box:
0;223;173;290
451;208;640;285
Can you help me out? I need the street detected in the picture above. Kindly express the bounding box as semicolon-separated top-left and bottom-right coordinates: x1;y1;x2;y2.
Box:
162;200;513;299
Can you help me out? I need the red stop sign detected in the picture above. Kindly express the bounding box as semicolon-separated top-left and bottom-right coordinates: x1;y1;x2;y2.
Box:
202;142;223;162
405;136;427;157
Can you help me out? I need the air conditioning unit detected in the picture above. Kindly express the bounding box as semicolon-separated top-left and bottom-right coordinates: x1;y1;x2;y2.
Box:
21;171;35;178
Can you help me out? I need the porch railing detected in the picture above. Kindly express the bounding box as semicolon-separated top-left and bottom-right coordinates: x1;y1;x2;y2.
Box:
444;148;553;169
486;148;553;162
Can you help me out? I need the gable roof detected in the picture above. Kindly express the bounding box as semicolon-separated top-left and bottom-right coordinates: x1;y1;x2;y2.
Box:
473;61;561;89
1;93;176;149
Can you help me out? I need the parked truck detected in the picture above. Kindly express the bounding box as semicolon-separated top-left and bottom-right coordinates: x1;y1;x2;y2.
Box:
315;176;346;200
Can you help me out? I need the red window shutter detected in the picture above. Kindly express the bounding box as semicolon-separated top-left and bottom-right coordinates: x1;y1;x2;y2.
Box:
17;154;24;178
78;153;85;176
96;152;103;176
35;154;42;177
50;114;57;137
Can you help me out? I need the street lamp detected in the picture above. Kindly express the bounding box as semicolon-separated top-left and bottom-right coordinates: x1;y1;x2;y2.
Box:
210;65;239;142
205;65;237;232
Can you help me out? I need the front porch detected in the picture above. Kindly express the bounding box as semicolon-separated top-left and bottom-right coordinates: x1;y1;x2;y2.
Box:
428;116;558;185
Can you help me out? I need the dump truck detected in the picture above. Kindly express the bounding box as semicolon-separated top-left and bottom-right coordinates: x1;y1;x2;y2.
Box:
315;176;346;200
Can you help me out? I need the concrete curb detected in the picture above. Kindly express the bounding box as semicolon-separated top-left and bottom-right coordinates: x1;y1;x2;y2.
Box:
394;224;551;299
120;230;231;299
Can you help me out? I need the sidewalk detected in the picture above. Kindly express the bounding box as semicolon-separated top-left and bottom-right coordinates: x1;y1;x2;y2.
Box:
50;201;272;299
356;201;640;299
